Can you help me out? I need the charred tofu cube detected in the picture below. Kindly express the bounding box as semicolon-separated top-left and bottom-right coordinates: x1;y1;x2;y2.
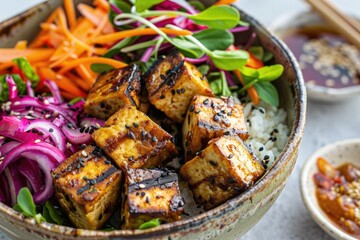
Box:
121;168;183;229
92;106;178;170
179;136;265;210
182;95;248;161
144;50;214;123
85;64;141;120
52;145;122;230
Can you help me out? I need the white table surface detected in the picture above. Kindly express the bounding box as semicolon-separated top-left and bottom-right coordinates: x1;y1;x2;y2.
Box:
0;1;360;240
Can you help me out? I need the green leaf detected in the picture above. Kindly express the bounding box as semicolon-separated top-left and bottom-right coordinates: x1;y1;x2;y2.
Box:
171;37;204;58
90;63;114;73
210;50;248;70
104;37;136;58
189;0;206;11
249;46;264;61
238;20;250;26
209;78;222;95
16;188;36;217
0;74;26;102
139;218;161;229
238;65;258;79
134;0;164;13
12;58;39;87
109;0;131;27
254;81;279;107
188;6;240;29
220;71;232;96
43;202;63;225
193;29;234;51
262;51;274;62
258;64;284;81
197;65;210;76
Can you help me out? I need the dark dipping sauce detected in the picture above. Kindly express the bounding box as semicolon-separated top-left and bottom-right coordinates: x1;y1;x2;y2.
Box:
282;25;360;88
314;157;360;238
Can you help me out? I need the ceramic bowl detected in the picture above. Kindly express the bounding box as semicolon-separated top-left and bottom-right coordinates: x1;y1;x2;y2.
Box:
270;11;360;102
301;139;360;240
0;1;306;239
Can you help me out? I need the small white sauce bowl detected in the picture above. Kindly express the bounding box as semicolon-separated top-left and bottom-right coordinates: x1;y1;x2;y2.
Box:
270;11;360;102
301;138;360;240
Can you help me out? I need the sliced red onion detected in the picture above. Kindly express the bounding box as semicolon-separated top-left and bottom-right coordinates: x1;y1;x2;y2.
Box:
0;116;40;143
244;32;257;50
24;120;66;152
110;3;122;14
3;168;16;206
17;159;44;193
169;0;197;14
44;80;63;104
61;125;92;145
229;26;250;33
26;81;34;97
0;174;10;205
8;165;26;206
141;46;155;62
0;141;21;156
80;117;105;128
0;186;5;204
6;75;18;100
185;55;208;64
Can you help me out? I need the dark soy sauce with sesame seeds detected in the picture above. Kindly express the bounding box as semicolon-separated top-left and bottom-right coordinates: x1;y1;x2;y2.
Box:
282;25;360;88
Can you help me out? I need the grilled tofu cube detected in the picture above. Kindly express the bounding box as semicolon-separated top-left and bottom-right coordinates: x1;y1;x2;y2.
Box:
52;145;122;230
179;136;265;210
121;168;183;229
144;50;214;123
182;95;248;161
85;64;141;120
92;106;178;170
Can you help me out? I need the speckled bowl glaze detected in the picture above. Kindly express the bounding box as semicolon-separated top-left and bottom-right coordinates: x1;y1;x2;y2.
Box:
0;1;306;239
270;11;360;103
301;139;360;240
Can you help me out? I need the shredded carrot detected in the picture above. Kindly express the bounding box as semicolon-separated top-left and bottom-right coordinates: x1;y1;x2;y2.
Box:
45;7;61;23
93;0;109;11
214;0;237;5
65;72;91;92
91;12;110;38
76;64;96;87
37;67;87;98
93;28;193;44
61;91;78;100
233;69;260;105
64;0;77;29
78;3;103;25
40;23;62;33
59;57;127;74
0;62;15;72
15;41;27;50
0;49;54;62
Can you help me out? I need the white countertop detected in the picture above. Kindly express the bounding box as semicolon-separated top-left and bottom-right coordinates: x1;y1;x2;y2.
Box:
1;1;360;240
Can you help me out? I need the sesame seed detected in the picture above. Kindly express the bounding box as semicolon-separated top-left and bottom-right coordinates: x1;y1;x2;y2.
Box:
141;192;146;197
264;155;270;160
82;150;88;157
141;131;147;137
34;139;41;143
181;88;185;93
203;99;209;105
125;124;130;129
145;196;150;203
129;156;134;161
139;184;146;189
152;136;157;142
43;99;50;105
133;122;139;128
259;147;264;151
13;101;20;106
54;174;61;179
213;115;220;122
189;105;195;112
128;131;135;139
160;95;165;99
228;154;234;159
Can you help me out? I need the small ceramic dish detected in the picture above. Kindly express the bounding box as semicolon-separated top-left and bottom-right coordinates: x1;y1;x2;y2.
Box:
301;138;360;240
270;11;360;102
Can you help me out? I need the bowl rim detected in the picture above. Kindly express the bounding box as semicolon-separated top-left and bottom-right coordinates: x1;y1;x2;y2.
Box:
300;138;360;240
0;1;307;238
270;10;360;100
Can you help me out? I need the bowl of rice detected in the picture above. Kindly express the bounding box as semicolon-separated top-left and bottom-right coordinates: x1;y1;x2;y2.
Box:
0;0;306;239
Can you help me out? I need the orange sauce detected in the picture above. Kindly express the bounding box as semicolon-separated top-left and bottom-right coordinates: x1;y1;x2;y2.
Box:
314;157;360;238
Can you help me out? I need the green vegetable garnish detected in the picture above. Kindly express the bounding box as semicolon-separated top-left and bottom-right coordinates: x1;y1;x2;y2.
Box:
12;57;39;87
133;0;165;13
90;63;114;73
0;74;26;102
139;218;161;229
208;71;232;97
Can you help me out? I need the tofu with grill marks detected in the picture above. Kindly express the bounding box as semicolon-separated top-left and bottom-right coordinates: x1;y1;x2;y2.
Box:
179;136;265;210
121;168;183;229
144;50;214;123
52;145;122;230
182;95;248;161
84;64;141;120
91;106;178;170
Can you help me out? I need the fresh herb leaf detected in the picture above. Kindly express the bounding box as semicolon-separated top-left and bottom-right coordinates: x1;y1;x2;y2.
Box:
42;202;63;225
0;74;26;102
170;37;204;58
258;64;284;81
16;188;37;218
262;51;274;62
208;72;231;96
210;50;249;70
254;81;279;107
193;29;234;51
188;5;239;29
249;46;264;61
189;0;206;11
238;20;250;27
90;63;114;73
220;71;232;96
109;0;131;26
134;0;164;12
139;218;161;229
104;37;137;58
12;58;39;87
197;65;210;76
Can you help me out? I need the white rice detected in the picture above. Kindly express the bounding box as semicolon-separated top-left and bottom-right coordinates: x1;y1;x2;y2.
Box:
243;101;289;168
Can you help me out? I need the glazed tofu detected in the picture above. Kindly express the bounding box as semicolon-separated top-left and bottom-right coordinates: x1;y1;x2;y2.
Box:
121;168;183;229
52;145;122;230
144;50;214;123
92;106;178;170
179;136;265;210
182;95;248;161
84;64;141;120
